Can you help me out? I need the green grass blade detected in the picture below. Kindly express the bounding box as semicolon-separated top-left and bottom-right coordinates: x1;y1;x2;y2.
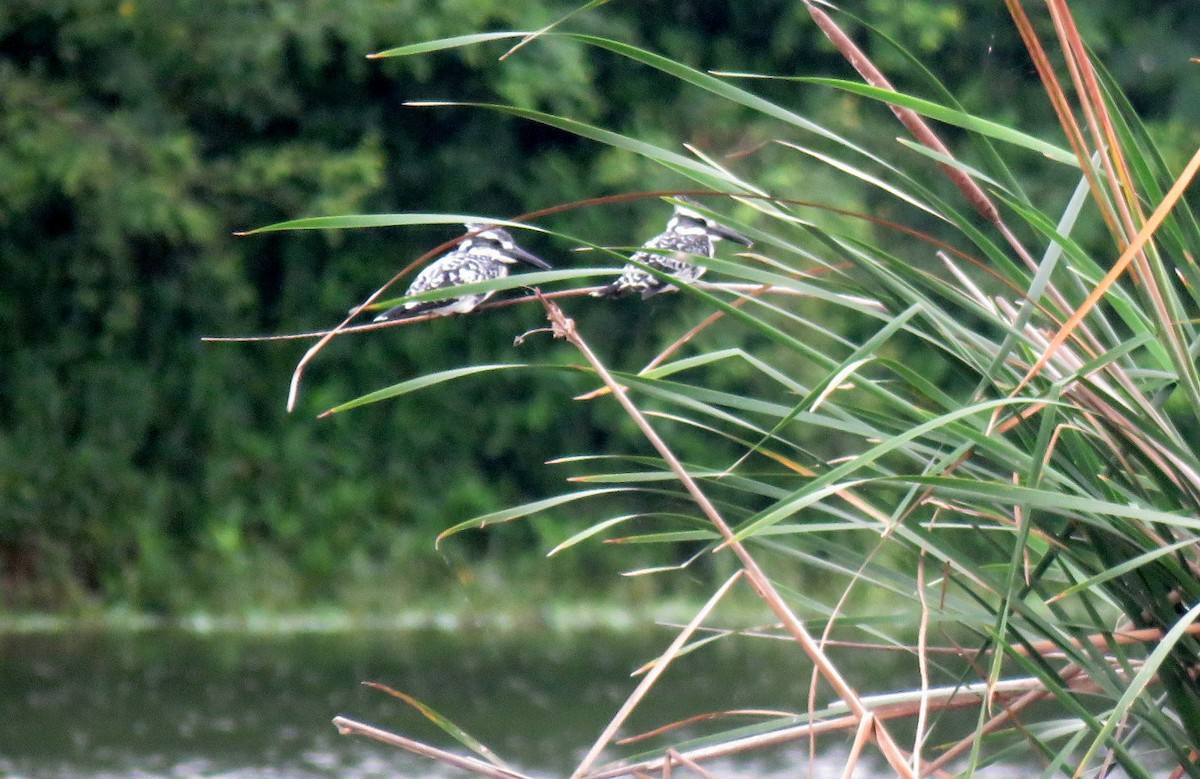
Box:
367;32;529;59
363;682;512;769
436;488;633;545
790;77;1077;166
324;364;527;415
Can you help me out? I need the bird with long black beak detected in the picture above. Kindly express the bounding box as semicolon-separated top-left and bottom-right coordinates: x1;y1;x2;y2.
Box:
592;198;752;299
374;223;551;321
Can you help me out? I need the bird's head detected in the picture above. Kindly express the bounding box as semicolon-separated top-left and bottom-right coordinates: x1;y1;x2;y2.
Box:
666;198;753;247
462;222;552;269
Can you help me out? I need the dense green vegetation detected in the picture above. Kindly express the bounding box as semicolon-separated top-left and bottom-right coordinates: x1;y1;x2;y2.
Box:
9;1;1200;773
2;0;1198;617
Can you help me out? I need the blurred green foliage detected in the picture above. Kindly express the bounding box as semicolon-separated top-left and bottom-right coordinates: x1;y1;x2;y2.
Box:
1;0;1196;613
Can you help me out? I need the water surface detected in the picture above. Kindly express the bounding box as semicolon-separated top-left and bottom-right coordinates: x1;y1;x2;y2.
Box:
1;622;1024;777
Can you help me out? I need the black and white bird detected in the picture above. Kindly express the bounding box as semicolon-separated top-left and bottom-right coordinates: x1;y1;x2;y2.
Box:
374;223;550;321
592;198;753;300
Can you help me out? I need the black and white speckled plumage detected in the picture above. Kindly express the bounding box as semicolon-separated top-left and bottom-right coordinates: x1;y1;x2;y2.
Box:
375;224;550;321
593;199;753;300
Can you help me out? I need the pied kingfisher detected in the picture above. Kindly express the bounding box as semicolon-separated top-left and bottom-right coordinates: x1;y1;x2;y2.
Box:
592;198;753;299
374;223;550;321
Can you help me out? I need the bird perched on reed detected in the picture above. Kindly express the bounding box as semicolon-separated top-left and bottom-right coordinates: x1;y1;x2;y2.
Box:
592;198;752;299
374;223;550;321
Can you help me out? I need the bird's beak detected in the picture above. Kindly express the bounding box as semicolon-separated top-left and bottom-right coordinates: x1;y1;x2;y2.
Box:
709;223;753;247
512;246;552;269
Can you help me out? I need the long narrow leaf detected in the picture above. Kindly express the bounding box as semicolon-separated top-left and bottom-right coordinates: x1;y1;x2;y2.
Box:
324;364;527;415
363;682;512;769
436;488;632;545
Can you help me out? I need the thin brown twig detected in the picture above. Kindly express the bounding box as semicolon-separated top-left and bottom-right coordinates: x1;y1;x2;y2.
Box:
274;190;717;411
202;287;608;343
658;626;973;655
202;281;865;345
1019;623;1200;657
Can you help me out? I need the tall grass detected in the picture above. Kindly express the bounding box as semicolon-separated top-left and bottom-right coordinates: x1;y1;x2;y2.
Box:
244;2;1200;776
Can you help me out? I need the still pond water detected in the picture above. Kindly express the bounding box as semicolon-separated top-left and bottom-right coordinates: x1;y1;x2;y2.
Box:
2;621;1034;778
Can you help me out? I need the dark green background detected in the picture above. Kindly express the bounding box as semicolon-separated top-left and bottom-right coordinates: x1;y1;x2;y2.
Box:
2;0;1196;612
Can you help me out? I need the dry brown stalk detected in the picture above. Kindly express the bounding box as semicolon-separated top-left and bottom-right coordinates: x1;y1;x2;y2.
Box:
591;695;981;779
570;571;745;778
665;749;717;779
1168;750;1200;779
914;545;932;773
1004;103;1200;395
842;712;876;779
1003;0;1119;241
206;283;864;347
801;3;997;224
331;715;534;779
535;293;922;779
617;710;798;745
1014;622;1200;659
586;714;861;779
1048;0;1145;247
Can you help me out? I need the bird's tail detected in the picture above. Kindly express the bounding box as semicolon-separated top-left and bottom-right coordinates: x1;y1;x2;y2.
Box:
373;300;442;321
591;281;634;299
373;306;409;322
